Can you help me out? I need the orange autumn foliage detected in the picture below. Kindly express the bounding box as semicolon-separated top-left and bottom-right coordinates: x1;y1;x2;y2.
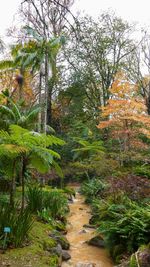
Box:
97;73;150;151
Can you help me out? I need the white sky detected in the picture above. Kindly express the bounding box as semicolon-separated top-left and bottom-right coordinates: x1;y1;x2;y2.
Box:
0;0;150;40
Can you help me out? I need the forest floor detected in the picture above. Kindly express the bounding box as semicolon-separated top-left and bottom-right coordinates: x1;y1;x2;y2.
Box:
0;220;57;267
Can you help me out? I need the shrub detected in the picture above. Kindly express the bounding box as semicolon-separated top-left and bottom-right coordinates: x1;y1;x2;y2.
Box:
95;197;150;258
133;165;150;178
26;185;68;220
26;185;44;213
0;193;9;204
107;175;150;202
0;202;33;248
43;189;68;219
37;208;53;224
81;178;107;203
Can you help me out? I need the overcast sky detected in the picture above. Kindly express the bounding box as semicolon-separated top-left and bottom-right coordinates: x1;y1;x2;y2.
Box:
0;0;150;40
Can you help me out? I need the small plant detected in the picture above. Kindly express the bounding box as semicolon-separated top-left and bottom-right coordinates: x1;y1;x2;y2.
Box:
0;202;33;248
26;185;44;213
49;254;59;267
43;189;68;219
11;208;34;247
129;254;138;267
37;208;53;224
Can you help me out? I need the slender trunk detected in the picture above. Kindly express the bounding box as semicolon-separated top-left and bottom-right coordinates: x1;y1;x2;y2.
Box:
43;53;49;134
38;72;42;133
21;157;27;211
10;160;16;207
18;68;24;100
146;94;150;115
47;55;57;127
47;80;53;126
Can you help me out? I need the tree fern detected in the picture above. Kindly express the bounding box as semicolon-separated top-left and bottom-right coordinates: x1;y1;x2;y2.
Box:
0;125;65;209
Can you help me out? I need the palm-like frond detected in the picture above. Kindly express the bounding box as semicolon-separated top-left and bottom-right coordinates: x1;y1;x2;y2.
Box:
73;139;105;161
52;160;64;178
0;105;16;120
0;125;64;176
0;130;11;141
25;107;41;123
0;94;40;129
7;98;22;121
0;144;28;158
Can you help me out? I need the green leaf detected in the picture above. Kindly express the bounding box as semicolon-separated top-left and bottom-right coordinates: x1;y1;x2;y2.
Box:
0;105;16;120
52;160;64;178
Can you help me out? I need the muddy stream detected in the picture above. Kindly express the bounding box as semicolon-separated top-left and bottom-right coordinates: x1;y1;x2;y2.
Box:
62;186;114;267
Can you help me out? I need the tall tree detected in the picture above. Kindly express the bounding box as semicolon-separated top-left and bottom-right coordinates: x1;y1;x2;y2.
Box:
20;0;74;130
62;12;137;122
126;32;150;115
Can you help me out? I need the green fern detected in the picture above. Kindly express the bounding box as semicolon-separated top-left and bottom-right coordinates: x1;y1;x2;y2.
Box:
0;125;64;174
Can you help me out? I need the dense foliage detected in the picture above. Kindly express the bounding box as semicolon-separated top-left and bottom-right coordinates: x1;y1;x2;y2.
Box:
0;1;150;266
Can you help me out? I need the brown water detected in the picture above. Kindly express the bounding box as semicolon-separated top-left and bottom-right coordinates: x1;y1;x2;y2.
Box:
62;186;114;267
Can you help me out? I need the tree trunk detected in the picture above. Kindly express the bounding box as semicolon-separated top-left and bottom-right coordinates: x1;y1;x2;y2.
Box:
10;160;16;207
21;157;27;211
47;79;53;127
38;72;42;133
47;56;57;127
146;90;150;115
43;53;49;134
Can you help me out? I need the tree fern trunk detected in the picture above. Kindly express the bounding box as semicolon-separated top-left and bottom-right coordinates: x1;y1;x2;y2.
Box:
10;160;16;207
21;157;27;211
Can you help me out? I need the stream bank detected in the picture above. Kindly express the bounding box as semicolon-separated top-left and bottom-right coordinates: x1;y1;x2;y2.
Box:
62;186;113;267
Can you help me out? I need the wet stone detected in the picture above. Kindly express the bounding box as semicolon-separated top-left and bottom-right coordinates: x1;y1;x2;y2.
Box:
88;235;105;248
78;229;87;234
62;250;71;261
50;244;62;256
75;263;99;267
83;224;96;229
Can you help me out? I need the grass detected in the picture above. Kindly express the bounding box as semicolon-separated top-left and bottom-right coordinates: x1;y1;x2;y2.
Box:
0;220;58;267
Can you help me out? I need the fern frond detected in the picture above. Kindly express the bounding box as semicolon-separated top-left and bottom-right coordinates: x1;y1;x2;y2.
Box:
0;130;11;139
0;144;28;158
52;160;64;178
0;105;16;120
25;107;41;123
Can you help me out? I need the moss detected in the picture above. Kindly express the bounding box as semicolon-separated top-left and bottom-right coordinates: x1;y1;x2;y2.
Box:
50;230;70;250
49;254;59;267
0;221;58;267
42;238;57;251
30;220;53;241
